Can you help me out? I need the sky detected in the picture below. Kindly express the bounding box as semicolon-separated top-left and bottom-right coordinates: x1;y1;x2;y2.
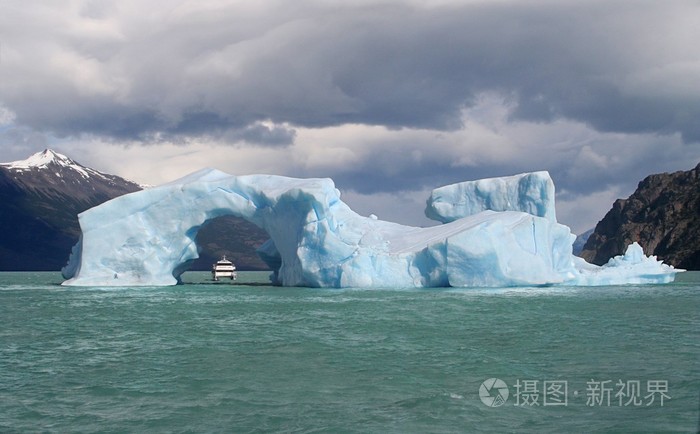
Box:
1;0;699;234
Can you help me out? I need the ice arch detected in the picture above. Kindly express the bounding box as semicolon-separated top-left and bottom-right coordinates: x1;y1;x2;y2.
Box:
62;169;346;286
62;169;680;287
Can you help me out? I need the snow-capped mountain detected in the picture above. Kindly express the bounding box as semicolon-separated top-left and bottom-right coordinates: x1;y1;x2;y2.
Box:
0;149;270;271
1;149;145;198
4;148;98;172
0;149;143;271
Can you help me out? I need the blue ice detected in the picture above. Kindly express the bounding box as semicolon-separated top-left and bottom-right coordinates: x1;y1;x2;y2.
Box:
62;170;681;287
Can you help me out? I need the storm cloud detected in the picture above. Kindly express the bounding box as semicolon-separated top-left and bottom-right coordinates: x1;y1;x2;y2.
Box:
2;0;699;141
1;0;699;232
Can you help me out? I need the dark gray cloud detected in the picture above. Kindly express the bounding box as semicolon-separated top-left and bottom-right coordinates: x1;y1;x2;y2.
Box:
223;122;296;147
1;0;699;233
0;126;49;151
1;0;699;143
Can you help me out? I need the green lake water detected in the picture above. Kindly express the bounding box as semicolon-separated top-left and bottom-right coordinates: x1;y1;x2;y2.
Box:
1;271;698;432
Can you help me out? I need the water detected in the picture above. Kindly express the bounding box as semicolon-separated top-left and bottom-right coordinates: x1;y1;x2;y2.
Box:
1;271;698;433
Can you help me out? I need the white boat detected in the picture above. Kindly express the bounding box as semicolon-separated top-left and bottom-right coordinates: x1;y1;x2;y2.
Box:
212;255;237;281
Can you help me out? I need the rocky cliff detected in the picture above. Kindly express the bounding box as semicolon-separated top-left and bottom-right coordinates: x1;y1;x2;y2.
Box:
580;163;700;270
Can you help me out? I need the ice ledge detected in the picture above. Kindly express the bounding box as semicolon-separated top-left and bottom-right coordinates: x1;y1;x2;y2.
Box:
426;171;556;223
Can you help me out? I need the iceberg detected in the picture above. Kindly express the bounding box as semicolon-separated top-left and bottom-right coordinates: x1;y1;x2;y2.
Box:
61;169;681;287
